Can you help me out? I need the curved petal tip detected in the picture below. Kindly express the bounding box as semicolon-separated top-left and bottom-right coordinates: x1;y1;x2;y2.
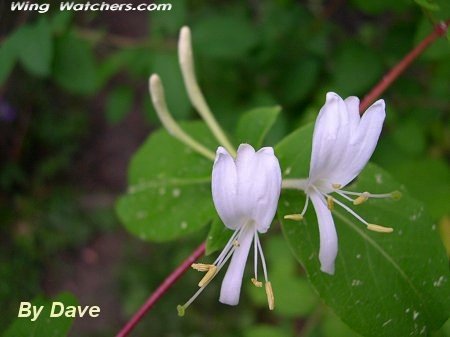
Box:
370;99;385;110
326;92;341;102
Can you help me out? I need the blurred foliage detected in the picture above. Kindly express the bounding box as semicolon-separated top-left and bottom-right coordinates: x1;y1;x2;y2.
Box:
1;0;449;336
3;293;78;337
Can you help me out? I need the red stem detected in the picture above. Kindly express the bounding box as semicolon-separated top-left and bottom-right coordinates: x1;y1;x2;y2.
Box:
359;20;449;113
116;18;449;337
115;242;206;337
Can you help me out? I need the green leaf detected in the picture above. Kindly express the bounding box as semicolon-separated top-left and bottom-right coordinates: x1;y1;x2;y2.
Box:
205;217;233;255
50;11;73;34
275;124;450;337
415;18;450;61
0;36;18;85
3;292;77;337
96;48;143;86
350;0;411;14
151;52;191;120
16;18;53;77
331;43;383;97
193;14;258;59
105;87;134;124
150;0;186;37
244;325;289;337
322;310;362;337
415;0;450;19
116;122;218;241
392;119;426;156
278;57;321;104
53;34;97;95
414;0;440;11
388;159;450;219
235;106;281;148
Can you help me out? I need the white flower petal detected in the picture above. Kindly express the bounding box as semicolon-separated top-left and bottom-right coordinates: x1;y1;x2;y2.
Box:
309;92;350;182
340;99;385;185
235;143;257;218
252;147;282;233
322;95;362;187
234;145;281;233
310;191;338;275
212;147;243;230
219;224;254;305
344;96;360;117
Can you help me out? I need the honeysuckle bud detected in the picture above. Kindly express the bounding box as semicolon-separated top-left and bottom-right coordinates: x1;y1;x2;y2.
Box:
177;144;281;315
283;92;400;275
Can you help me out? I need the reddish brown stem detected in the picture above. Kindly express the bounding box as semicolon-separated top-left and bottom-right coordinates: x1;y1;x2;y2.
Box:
115;242;206;337
359;20;449;113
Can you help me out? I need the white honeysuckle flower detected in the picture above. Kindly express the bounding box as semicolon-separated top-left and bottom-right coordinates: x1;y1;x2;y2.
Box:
177;144;282;316
283;92;400;275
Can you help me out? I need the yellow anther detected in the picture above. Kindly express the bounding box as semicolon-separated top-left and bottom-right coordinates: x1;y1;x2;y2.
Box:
251;278;263;287
367;224;394;233
391;191;402;200
198;265;217;287
191;263;212;272
327;196;334;210
233;240;240;247
284;214;303;221
265;282;275;310
353;192;370;205
177;305;185;317
332;183;342;189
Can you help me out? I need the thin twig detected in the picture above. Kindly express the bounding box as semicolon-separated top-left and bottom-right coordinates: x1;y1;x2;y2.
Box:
115;242;206;337
359;19;449;113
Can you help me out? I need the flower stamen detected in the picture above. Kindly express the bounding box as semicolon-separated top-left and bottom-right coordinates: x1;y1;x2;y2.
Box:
367;224;394;233
330;196;371;225
265;282;275;310
390;191;402;200
284;196;309;221
353;192;370;205
256;234;268;282
284;213;303;221
191;263;213;272
330;195;394;233
253;231;258;283
335;190;355;202
177;228;242;315
198;265;217;287
327;196;334;210
251;278;263;287
337;189;401;200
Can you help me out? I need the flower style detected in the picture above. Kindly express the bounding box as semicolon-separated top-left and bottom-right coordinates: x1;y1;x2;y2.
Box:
284;92;400;275
177;144;282;315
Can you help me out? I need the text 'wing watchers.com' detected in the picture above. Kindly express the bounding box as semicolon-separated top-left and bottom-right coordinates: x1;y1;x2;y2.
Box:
10;1;173;14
